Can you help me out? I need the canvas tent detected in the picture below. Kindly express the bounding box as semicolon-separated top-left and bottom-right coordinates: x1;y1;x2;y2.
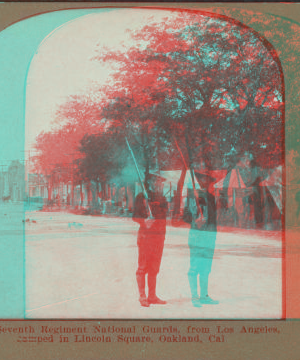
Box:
160;170;203;192
214;168;246;190
214;168;248;208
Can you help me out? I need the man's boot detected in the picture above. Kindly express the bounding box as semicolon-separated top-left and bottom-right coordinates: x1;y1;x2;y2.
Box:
199;273;219;305
136;273;149;307
188;272;202;307
148;275;167;305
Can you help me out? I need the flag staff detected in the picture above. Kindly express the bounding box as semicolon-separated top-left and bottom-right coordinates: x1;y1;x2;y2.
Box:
173;135;203;217
125;137;153;219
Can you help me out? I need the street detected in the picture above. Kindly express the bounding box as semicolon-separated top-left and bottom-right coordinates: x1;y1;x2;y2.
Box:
24;209;282;319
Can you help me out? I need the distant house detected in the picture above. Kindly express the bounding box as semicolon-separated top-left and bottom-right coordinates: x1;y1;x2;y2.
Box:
0;171;8;199
27;173;48;200
8;160;25;201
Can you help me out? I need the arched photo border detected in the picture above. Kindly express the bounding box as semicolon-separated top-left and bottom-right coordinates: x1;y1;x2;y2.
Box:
0;3;296;322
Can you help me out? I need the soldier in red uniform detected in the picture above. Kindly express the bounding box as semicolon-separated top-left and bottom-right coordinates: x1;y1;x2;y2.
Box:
132;173;168;307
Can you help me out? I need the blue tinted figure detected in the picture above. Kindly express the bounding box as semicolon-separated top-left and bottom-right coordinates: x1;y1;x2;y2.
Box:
187;178;219;308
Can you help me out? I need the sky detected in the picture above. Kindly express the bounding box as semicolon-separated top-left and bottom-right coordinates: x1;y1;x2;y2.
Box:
0;7;175;165
25;9;177;154
0;8;116;318
0;8;112;166
1;7;286;163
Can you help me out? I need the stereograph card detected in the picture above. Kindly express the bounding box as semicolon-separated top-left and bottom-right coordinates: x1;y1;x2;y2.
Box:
0;2;299;359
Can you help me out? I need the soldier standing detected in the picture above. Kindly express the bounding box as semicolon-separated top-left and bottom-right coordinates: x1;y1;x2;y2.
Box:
132;172;168;307
187;172;219;308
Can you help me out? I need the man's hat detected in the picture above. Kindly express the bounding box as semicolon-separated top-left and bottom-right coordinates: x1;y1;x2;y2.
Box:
148;171;166;182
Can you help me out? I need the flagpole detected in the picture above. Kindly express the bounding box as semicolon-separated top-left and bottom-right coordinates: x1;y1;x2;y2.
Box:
173;135;203;217
125;137;153;219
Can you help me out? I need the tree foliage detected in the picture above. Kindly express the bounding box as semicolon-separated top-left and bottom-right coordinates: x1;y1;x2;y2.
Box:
33;9;285;208
94;12;283;172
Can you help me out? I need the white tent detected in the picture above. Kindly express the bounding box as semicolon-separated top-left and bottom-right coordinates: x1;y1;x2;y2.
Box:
214;168;246;189
213;168;247;209
161;170;203;192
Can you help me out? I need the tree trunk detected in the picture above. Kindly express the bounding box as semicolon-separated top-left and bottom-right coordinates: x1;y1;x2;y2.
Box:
91;181;98;209
47;183;52;203
86;181;92;207
80;183;84;207
125;183;129;209
107;184;111;200
101;182;106;201
127;183;134;212
173;167;187;219
96;182;100;207
115;185;119;207
71;182;75;207
144;162;150;193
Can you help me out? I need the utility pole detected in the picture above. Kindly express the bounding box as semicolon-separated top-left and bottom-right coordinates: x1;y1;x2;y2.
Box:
28;150;31;206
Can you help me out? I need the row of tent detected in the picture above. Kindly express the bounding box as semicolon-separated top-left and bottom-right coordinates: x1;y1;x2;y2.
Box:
160;165;282;213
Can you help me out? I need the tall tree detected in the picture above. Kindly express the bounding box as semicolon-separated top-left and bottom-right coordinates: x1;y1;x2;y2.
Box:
93;11;283;216
34;96;106;205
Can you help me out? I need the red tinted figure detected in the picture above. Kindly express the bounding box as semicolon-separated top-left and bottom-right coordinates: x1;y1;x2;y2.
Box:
132;173;168;307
